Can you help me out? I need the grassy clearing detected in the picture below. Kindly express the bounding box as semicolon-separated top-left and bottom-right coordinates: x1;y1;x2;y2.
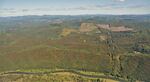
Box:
0;69;119;82
75;70;105;76
15;69;105;76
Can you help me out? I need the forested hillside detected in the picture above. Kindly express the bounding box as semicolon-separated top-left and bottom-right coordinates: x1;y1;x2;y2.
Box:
0;15;150;82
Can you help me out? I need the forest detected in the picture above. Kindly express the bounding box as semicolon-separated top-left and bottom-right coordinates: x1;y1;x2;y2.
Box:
0;15;150;82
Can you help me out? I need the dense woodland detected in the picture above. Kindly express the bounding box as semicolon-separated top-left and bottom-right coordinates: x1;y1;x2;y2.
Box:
0;15;150;82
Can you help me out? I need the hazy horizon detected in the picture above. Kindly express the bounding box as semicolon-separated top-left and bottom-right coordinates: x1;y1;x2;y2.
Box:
0;0;150;17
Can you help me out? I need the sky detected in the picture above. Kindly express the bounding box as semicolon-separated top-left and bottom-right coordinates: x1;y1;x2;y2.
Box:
0;0;150;16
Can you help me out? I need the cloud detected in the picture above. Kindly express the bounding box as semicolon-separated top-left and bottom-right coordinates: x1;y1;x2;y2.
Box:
116;0;126;2
1;2;150;17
